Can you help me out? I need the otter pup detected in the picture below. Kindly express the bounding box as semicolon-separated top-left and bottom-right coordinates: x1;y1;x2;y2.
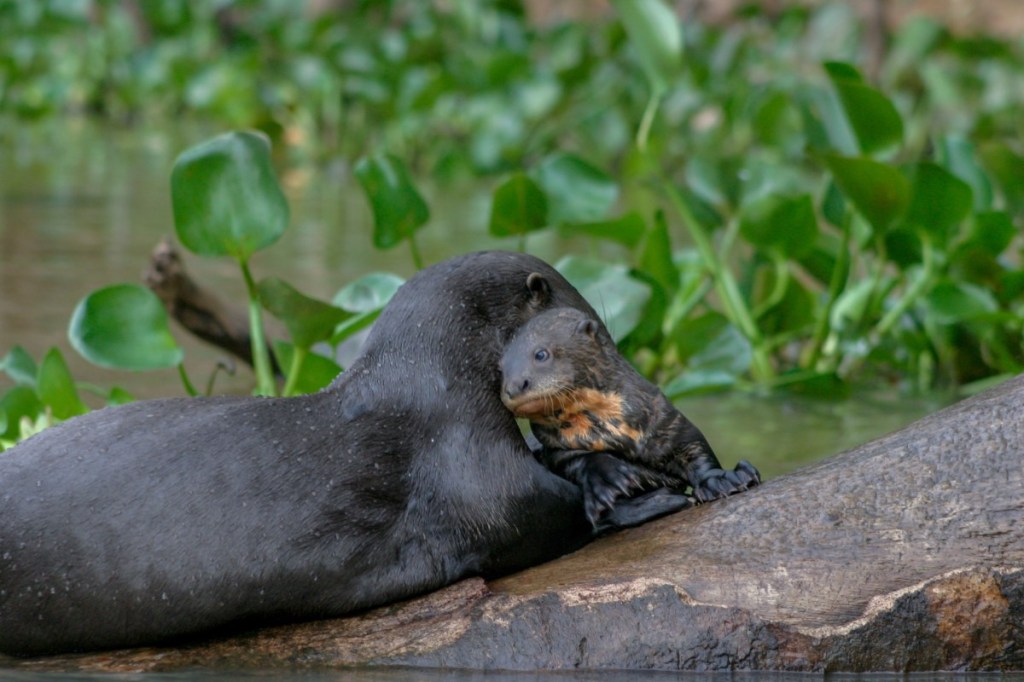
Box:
501;307;760;525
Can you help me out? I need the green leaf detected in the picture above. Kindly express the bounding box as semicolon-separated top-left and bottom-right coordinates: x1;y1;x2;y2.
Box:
0;385;42;441
354;153;430;250
171;131;289;261
1;346;38;387
739;193;818;258
271;341;343;395
903;162;972;243
258;278;351;350
557;212;647;248
38;348;87;420
610;0;682;96
664;312;751;398
663;368;736;398
925;281;998;325
332;273;405;313
825;155;910;235
489;172;548;238
825;62;903;154
69;284;184;371
979;142;1024;213
937;135;993;212
555;256;651;342
532;153;618;225
965;211;1015;256
673;312;752;375
638;211;678;295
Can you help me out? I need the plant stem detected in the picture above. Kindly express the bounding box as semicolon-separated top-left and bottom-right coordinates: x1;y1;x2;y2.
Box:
408;233;425;270
177;363;198;397
636;91;662;152
240;259;277;397
282;346;308;397
664;184;774;383
805;216;851;370
873;234;936;338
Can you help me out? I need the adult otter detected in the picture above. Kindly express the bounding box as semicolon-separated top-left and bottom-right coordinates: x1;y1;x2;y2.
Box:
501;307;760;524
0;252;688;657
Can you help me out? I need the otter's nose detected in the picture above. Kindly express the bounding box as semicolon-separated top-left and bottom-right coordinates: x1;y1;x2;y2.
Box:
503;377;530;401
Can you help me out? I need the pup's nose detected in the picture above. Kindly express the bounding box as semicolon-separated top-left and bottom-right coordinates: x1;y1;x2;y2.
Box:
503;377;530;401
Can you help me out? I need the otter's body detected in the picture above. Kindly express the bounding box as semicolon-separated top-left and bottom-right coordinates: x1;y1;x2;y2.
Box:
501;308;760;522
0;252;682;657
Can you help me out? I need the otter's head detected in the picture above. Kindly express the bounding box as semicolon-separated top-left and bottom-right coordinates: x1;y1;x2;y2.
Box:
499;307;611;419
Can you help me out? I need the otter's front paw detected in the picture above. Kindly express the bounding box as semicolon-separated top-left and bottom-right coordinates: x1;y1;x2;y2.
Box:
595;488;692;533
562;452;647;526
693;459;761;503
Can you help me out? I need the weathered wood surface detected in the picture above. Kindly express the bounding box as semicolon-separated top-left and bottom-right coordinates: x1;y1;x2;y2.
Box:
5;373;1023;673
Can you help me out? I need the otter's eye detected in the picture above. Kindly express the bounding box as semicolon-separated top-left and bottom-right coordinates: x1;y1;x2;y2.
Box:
534;348;550;362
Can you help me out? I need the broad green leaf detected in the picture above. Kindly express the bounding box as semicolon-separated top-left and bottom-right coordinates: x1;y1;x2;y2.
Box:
924;281;998;325
825;155;910;235
329;310;381;347
673;312;752;375
611;0;682;96
937;135;993;212
756;278;816;337
739;193;818;258
825;62;903;154
979;143;1024;212
532;153;618;225
332;273;404;313
884;227;922;269
272;341;343;395
663;368;736;398
171;131;289;261
38;348;87;420
774;371;851;400
638;211;678;295
664;312;751;397
69;284;184;370
1;346;38;387
965;211;1015;256
798;84;858;155
258;278;351;350
0;386;42;441
902;162;972;242
488;172;548;238
823;61;863;83
555;256;650;342
557;212;646;248
354;153;430;250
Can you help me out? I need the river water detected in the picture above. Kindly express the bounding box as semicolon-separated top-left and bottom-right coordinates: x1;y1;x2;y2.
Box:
0;122;956;680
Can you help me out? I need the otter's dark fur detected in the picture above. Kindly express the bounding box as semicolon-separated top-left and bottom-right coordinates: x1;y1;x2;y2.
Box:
501;308;760;524
0;252;685;657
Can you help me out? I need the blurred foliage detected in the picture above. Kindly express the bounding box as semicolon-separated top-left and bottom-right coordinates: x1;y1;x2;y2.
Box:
3;0;1024;449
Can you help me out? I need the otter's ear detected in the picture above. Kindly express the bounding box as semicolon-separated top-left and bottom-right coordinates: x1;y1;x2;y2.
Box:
526;272;551;304
575;318;599;339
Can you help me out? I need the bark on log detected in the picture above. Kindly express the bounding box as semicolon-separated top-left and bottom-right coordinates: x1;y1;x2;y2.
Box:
6;374;1024;673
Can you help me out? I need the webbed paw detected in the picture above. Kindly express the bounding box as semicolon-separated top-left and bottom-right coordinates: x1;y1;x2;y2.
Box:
571;452;649;526
594;488;692;533
692;459;761;503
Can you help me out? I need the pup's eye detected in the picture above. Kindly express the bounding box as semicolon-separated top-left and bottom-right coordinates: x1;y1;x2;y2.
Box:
534;348;550;362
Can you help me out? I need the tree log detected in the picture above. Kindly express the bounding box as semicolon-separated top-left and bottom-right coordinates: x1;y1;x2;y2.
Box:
5;373;1023;673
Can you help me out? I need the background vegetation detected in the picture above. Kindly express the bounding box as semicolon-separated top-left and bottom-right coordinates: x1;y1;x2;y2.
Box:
2;0;1024;449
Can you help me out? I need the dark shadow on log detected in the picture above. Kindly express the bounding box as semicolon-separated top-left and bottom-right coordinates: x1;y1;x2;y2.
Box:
7;374;1024;673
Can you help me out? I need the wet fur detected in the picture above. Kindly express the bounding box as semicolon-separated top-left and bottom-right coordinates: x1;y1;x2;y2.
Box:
0;252;674;657
501;308;760;520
